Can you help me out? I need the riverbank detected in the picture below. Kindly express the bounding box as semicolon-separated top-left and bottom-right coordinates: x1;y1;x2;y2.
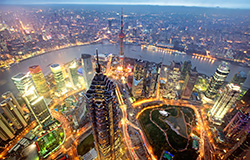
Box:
0;39;103;72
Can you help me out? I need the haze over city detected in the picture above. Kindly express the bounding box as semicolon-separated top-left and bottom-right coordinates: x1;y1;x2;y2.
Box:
0;2;249;160
1;0;250;9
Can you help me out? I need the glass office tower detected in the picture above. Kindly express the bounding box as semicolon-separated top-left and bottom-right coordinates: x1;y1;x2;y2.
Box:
205;61;230;99
29;65;50;97
86;50;123;160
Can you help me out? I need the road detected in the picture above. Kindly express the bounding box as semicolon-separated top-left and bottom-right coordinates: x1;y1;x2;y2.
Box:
116;84;156;160
0;121;37;159
133;98;217;160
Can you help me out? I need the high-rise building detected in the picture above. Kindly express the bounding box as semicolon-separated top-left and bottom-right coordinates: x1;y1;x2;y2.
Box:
0;113;15;141
67;60;79;88
132;59;146;98
29;65;50;97
181;67;198;100
23;95;53;126
230;71;247;87
86;50;123;160
81;54;94;89
223;133;250;160
223;111;250;141
205;62;230;99
164;61;181;99
118;8;125;67
181;60;192;80
236;89;250;113
2;91;24;116
145;62;160;98
50;64;65;92
210;83;241;124
12;72;34;95
0;98;27;129
108;18;112;31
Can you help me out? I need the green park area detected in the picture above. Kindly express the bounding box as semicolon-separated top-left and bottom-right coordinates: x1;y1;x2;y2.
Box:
77;134;95;155
138;105;198;160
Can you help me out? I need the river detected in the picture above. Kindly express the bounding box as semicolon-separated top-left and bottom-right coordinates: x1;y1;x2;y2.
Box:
0;44;249;96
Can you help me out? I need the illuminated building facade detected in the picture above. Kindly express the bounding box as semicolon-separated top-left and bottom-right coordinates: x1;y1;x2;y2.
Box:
145;62;160;98
0;98;27;129
81;54;94;89
24;96;53;126
0;113;15;141
132;59;146;98
86;50;123;160
236;89;250;113
205;62;230;99
12;72;34;95
50;64;65;92
210;83;241;124
223;133;250;160
164;61;181;99
181;67;198;100
2;91;25;116
67;60;79;88
29;65;50;97
230;71;247;87
223;111;250;141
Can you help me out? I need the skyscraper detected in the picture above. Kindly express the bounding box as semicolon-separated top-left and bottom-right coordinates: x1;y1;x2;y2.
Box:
132;59;146;98
236;89;250;113
81;54;94;89
223;111;250;141
230;71;247;87
223;133;250;160
181;67;198;100
86;50;123;160
2;91;24;116
0;98;27;129
0;113;15;141
145;62;160;98
29;65;50;97
164;61;181;99
108;18;112;31
23;95;53;127
118;8;125;67
210;83;241;124
67;60;79;88
50;64;65;92
205;62;230;99
181;60;192;80
12;72;34;95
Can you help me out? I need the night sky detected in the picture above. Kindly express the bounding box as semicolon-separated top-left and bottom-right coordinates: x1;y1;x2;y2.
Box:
0;0;250;9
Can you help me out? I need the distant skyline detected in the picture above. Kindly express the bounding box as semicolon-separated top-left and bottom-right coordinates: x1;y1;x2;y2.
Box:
1;0;250;9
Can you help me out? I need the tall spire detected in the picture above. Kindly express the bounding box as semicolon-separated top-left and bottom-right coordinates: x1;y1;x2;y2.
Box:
121;8;123;32
119;8;125;66
95;49;101;73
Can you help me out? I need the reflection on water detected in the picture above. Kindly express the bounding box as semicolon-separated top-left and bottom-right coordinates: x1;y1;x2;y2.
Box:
0;44;249;96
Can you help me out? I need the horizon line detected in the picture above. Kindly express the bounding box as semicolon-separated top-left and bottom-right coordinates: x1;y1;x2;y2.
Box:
1;2;250;10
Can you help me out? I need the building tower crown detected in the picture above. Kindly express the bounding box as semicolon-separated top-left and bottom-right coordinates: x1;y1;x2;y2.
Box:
95;49;101;73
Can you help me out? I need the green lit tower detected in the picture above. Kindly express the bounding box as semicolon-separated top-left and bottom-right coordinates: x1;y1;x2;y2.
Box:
86;49;124;160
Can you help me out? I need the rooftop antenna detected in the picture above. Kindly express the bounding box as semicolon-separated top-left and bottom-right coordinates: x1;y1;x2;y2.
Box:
96;49;101;73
